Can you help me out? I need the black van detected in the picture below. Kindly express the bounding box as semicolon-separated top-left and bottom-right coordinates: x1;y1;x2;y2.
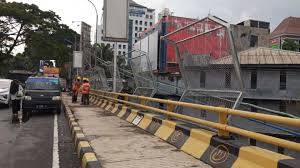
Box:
23;77;62;114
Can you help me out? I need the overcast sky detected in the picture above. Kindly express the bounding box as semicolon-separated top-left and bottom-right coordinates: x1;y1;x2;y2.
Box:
7;0;300;43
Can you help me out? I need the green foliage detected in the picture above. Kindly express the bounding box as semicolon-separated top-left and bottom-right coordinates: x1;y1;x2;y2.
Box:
0;2;78;78
282;39;299;51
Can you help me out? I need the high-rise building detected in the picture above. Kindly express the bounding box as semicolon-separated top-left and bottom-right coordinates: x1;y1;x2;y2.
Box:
97;0;155;57
0;0;6;3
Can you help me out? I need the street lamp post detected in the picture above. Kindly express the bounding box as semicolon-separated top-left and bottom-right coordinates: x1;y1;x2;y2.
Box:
87;0;98;67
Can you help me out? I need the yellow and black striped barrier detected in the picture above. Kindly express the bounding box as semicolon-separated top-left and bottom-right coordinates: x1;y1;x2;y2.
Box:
62;98;101;168
89;91;300;168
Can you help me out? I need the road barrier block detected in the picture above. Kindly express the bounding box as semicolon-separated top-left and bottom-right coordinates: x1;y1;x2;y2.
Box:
62;96;101;168
81;153;101;168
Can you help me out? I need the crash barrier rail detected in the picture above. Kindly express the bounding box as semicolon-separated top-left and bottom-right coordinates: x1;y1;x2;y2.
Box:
90;89;300;153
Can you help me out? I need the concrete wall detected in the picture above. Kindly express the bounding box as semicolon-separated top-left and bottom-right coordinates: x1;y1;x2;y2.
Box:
231;25;270;52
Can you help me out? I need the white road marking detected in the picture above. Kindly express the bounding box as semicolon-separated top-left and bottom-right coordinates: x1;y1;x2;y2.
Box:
52;114;60;168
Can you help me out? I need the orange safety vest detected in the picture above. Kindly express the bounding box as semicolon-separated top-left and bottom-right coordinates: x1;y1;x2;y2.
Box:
81;83;90;95
72;81;81;92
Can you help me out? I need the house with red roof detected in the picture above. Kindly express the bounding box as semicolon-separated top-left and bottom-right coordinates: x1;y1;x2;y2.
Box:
271;17;300;51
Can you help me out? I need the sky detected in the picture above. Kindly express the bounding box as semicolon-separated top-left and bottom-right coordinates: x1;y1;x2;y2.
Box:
6;0;300;43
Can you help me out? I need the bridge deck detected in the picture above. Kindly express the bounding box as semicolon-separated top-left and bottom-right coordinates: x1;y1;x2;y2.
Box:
65;97;211;168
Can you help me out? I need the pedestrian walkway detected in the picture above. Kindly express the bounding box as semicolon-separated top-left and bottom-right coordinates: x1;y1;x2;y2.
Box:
63;96;211;168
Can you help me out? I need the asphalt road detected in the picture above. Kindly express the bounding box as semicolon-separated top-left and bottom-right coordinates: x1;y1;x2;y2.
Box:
0;104;80;168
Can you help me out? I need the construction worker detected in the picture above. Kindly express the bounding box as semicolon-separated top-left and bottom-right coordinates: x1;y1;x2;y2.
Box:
72;77;81;103
9;80;24;123
80;78;91;105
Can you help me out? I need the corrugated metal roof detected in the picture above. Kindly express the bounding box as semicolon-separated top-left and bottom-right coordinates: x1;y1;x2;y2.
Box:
211;47;300;65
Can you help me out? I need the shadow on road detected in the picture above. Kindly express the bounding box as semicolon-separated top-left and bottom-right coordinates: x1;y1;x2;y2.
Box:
0;104;9;109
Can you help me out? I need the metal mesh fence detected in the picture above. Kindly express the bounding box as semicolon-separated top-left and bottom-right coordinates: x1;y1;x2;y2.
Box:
127;50;156;97
162;16;244;114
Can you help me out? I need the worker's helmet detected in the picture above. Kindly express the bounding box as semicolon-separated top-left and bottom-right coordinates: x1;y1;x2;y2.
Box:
76;76;81;80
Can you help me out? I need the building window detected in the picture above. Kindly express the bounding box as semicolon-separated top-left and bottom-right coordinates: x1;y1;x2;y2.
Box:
123;45;126;49
118;51;121;55
135;20;138;24
135;40;137;43
145;21;148;26
146;14;149;19
118;44;121;49
123;51;126;55
139;21;142;25
251;71;257;89
135;33;137;37
200;71;206;88
150;22;153;26
250;35;258;47
280;71;286;90
225;71;231;88
139;27;142;31
135;27;138;31
150;15;153;19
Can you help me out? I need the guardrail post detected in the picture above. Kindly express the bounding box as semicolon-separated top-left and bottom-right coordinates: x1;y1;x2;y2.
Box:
124;94;129;102
114;95;119;103
218;113;230;138
140;99;146;105
166;103;175;120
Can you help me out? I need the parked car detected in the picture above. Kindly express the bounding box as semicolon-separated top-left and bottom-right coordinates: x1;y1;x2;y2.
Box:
22;77;62;114
0;79;12;105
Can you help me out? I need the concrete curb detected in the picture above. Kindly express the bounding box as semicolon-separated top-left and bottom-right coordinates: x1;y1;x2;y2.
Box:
91;95;300;168
62;98;101;168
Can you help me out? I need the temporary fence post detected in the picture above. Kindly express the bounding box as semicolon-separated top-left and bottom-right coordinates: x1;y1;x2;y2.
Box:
218;113;230;137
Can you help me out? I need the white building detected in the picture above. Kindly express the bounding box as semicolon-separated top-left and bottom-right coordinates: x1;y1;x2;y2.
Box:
96;0;155;57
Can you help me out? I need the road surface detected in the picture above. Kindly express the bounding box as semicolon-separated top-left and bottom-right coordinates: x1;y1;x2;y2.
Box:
0;104;80;168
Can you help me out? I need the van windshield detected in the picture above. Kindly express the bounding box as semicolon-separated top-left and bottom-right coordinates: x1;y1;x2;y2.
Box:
26;78;60;90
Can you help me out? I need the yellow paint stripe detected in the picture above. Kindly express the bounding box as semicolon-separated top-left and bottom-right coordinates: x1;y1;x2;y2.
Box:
81;152;98;168
75;133;85;147
117;106;128;117
92;98;98;105
232;146;293;168
72;127;82;137
70;121;78;127
154;120;176;140
97;99;103;107
126;109;138;122
77;141;90;157
111;104;121;113
138;114;155;130
181;129;214;158
100;100;108;108
105;102;113;111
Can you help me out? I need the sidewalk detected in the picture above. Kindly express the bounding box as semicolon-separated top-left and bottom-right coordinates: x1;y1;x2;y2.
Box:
63;95;211;168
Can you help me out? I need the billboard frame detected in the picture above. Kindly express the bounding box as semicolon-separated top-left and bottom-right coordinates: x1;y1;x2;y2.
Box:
103;0;129;42
73;51;83;68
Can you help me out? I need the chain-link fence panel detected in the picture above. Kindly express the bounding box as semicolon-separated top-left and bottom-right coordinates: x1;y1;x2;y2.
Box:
162;16;244;112
128;50;156;97
233;103;300;136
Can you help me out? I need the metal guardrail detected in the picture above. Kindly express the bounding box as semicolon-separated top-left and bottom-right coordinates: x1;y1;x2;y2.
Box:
91;90;300;153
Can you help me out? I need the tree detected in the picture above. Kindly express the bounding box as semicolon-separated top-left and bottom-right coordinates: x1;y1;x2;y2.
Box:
0;2;78;78
0;2;60;58
282;39;299;51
